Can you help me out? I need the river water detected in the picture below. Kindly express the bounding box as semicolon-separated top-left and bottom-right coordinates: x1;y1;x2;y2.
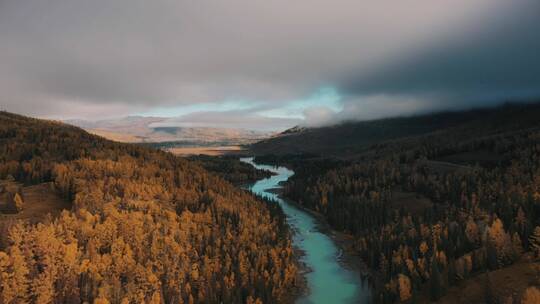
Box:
241;157;371;304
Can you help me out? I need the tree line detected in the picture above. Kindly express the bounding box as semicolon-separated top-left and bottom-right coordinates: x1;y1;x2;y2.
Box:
187;155;273;186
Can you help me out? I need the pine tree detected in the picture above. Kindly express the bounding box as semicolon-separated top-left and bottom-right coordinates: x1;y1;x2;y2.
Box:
430;259;443;301
511;232;523;259
529;226;540;258
447;257;457;286
487;240;499;270
0;251;10;303
397;273;412;302
465;217;479;245
483;273;497;304
13;193;23;212
6;245;30;303
5;192;24;213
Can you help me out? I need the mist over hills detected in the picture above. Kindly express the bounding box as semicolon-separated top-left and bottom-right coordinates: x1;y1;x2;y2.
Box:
251;101;540;157
66;116;271;144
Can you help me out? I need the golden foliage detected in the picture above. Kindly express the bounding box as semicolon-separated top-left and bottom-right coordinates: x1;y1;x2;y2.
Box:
0;112;297;303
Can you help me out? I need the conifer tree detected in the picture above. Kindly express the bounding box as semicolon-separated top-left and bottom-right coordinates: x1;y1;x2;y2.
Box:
397;273;412;302
430;259;443;301
483;273;497;304
529;226;540;258
13;193;24;212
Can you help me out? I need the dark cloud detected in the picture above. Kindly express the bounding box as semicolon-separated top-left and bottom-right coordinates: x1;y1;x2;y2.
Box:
0;0;537;129
335;0;540;123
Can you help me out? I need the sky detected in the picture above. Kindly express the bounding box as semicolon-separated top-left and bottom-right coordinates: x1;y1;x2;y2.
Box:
1;0;539;131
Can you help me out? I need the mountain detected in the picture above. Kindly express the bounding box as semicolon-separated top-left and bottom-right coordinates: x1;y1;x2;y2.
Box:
0;111;297;303
280;125;308;135
250;101;540;302
250;101;540;157
66;116;271;144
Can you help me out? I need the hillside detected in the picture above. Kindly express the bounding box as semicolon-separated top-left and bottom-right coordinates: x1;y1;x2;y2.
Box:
251;102;540;157
252;101;540;303
0;112;298;303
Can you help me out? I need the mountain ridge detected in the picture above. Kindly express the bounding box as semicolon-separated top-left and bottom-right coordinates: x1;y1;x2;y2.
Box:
251;101;540;157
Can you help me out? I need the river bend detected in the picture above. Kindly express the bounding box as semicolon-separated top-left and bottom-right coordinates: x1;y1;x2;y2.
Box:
241;157;371;304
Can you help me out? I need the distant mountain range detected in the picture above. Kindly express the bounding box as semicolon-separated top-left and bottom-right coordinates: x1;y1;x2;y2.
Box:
66;116;271;145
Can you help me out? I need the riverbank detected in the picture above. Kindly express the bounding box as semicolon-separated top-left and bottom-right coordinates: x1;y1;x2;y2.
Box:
283;247;310;303
268;187;372;282
242;158;369;303
242;184;309;303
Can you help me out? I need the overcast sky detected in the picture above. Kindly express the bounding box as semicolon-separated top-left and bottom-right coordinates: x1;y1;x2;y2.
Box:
1;0;539;130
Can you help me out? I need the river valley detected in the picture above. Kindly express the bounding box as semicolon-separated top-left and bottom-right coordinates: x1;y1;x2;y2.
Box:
241;157;371;304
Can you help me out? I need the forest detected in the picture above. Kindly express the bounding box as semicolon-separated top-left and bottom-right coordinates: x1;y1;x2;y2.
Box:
0;111;298;304
186;155;273;186
253;102;540;303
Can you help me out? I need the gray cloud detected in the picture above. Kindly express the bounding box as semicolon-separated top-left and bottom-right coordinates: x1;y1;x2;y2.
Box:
334;0;540;124
0;0;537;129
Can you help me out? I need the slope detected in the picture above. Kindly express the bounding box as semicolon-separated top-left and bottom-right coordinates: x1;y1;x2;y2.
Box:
251;101;540;303
0;111;298;303
251;102;540;157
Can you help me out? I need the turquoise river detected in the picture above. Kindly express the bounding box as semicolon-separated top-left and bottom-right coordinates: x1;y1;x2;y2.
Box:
241;157;371;304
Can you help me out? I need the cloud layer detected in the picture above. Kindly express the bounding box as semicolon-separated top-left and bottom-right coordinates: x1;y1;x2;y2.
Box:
0;0;538;129
334;0;540;123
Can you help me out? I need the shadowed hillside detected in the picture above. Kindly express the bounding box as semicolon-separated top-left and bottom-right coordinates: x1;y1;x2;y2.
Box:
251;102;540;157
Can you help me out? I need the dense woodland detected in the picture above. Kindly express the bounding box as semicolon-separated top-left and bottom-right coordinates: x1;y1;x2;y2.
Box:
254;102;540;303
186;155;273;186
0;112;298;304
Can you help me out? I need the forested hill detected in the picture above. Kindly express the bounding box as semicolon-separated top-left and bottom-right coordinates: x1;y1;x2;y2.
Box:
250;102;540;157
0;111;298;303
252;101;540;303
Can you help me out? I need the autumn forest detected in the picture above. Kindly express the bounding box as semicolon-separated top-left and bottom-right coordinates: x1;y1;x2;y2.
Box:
3;102;540;304
0;112;297;304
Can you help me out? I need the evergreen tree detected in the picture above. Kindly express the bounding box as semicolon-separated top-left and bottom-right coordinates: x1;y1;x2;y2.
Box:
483;273;497;304
447;257;457;286
487;241;499;270
397;274;412;302
529;226;540;259
13;192;24;212
430;259;443;301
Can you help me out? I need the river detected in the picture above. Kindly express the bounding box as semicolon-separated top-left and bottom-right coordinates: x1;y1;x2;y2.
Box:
241;157;371;304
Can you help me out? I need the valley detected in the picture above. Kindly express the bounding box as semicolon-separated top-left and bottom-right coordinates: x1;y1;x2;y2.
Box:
241;157;371;303
249;102;540;303
2;102;540;303
2;1;539;303
167;145;244;157
68;116;270;145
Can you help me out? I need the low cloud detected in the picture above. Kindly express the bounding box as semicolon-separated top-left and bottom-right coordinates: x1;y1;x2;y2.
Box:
302;106;338;127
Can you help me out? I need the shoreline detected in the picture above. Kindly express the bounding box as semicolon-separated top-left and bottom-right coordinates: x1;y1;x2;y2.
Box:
267;187;374;300
241;184;310;303
243;158;372;303
284;246;310;303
